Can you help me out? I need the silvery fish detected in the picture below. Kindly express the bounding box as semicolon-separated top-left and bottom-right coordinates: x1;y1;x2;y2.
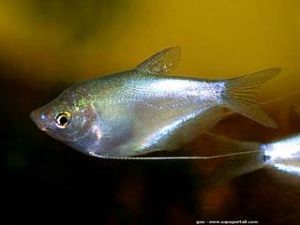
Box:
204;133;300;184
30;47;280;159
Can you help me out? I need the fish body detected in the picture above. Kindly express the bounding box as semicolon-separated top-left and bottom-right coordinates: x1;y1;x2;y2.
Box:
31;47;280;158
263;135;300;176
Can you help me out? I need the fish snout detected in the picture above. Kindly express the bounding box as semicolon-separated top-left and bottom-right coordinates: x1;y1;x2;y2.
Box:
30;110;37;121
30;109;48;131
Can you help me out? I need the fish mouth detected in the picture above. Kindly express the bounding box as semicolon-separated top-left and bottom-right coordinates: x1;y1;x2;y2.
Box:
30;109;48;131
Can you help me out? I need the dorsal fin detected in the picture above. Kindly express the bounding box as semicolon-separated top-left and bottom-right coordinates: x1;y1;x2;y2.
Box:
135;47;181;75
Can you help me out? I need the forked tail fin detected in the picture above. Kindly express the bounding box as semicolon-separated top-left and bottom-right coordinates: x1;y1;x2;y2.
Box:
223;68;281;128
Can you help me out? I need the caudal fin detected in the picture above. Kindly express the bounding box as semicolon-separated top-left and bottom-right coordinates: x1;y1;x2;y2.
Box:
223;68;281;128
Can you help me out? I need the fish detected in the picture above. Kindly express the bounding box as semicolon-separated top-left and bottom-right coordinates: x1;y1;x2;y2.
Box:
200;133;300;185
30;47;280;158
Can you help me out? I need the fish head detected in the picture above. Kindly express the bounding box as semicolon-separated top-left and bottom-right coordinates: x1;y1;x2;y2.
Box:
30;88;99;146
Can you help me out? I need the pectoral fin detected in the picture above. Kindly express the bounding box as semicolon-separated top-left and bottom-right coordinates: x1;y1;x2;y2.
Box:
135;47;181;75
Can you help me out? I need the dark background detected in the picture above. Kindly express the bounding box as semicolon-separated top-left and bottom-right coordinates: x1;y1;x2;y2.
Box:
1;1;300;225
2;55;300;225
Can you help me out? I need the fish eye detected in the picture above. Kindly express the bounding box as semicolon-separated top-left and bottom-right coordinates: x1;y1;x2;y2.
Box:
55;112;71;129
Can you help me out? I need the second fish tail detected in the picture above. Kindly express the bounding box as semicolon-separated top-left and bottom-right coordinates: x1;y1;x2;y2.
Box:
204;133;265;185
